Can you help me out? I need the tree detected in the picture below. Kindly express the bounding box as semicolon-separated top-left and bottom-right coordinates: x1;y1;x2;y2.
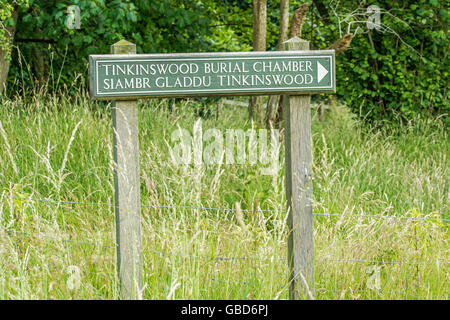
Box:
6;0;213;95
248;0;267;126
0;0;27;94
265;2;355;128
265;0;289;128
2;0;447;122
319;0;449;121
265;2;308;128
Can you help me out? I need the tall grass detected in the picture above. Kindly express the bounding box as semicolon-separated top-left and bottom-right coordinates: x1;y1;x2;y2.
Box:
0;92;448;299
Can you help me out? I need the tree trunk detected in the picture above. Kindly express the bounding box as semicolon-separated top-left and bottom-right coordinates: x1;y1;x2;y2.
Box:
289;3;309;39
249;0;267;125
32;35;47;90
252;0;267;52
266;4;354;128
266;3;309;129
265;0;289;129
0;7;19;95
277;0;290;51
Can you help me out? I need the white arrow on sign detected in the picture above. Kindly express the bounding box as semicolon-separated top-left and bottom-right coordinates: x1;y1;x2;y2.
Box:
317;62;328;83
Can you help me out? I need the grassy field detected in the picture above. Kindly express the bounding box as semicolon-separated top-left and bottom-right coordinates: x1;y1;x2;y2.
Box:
0;92;448;299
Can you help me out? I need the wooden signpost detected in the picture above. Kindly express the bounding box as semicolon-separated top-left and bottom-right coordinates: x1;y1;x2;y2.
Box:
110;40;142;300
89;38;335;300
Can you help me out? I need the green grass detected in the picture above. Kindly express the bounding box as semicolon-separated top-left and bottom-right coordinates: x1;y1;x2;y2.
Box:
0;92;448;299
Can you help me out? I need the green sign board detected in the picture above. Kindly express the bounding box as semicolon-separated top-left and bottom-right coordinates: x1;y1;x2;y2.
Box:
89;51;335;99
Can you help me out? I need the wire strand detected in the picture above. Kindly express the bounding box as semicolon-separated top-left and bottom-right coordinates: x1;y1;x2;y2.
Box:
7;195;449;222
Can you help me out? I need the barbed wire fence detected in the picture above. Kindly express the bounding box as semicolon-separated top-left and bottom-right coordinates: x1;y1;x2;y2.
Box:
1;194;448;298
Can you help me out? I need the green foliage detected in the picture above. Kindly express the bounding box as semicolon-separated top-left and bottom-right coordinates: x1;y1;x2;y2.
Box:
8;0;214;94
308;0;449;121
7;0;140;93
4;0;449;121
133;0;212;53
0;0;28;60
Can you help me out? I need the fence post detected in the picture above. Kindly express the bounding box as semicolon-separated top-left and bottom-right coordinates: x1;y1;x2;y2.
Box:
111;40;142;300
283;37;315;300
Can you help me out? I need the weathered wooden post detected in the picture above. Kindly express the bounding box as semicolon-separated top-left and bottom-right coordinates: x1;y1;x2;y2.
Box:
283;37;314;299
110;40;142;300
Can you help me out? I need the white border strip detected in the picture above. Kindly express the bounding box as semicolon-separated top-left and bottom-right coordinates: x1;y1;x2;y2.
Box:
94;55;334;96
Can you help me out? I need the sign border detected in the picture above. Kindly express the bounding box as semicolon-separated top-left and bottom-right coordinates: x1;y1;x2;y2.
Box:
89;50;336;100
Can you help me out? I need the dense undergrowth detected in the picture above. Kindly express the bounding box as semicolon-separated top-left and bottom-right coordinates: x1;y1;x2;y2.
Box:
0;93;448;299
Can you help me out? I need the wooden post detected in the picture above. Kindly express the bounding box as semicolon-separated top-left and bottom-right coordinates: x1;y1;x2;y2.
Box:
111;40;142;300
283;37;315;300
